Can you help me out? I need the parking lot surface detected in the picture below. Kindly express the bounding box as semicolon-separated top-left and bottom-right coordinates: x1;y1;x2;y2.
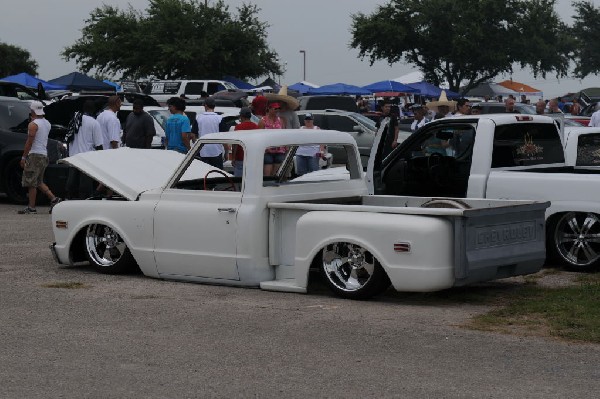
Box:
1;198;599;398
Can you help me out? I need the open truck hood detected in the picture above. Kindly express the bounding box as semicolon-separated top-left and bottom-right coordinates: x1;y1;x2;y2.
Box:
59;148;226;200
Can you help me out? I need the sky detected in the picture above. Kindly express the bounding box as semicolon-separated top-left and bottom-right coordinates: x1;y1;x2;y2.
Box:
1;0;599;98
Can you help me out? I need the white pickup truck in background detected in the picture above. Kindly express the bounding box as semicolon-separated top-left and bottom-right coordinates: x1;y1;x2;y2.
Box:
369;114;600;272
50;129;548;299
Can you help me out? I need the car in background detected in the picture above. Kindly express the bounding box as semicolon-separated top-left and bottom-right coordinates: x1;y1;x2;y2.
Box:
296;109;377;166
0;96;68;203
298;96;359;113
143;80;239;104
0;81;45;101
473;101;590;126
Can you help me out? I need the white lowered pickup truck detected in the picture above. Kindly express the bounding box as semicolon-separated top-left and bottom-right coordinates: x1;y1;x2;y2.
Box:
369;114;600;272
50;129;548;299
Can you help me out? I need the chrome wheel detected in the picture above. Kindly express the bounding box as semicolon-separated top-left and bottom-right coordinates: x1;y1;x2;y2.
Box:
85;224;135;273
321;242;389;299
554;212;600;271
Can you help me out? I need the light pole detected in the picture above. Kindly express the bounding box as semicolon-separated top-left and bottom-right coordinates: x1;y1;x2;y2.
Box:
299;50;306;81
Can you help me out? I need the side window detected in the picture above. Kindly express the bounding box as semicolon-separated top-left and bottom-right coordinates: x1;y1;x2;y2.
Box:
576;133;600;166
327;115;356;132
184;82;205;95
492;123;565;168
171;142;243;192
398;125;475;160
262;144;361;187
206;82;221;95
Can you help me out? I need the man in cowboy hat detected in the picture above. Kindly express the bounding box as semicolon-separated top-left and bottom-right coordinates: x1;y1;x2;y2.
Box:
427;90;456;120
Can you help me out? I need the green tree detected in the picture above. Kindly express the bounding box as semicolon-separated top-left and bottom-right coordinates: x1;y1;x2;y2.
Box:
350;0;572;94
62;0;281;80
571;0;600;78
0;42;38;77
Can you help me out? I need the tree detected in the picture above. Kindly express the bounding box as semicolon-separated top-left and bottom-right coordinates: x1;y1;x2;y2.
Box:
0;42;38;77
571;0;600;78
62;0;282;80
350;0;572;94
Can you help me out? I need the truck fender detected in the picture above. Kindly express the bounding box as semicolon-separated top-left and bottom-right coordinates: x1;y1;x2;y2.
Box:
292;211;390;290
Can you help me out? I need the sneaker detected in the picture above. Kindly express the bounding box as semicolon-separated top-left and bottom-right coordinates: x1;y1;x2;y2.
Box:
18;207;37;214
49;197;62;214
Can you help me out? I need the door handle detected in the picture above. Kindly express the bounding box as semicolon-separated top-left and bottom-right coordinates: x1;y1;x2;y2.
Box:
218;208;236;213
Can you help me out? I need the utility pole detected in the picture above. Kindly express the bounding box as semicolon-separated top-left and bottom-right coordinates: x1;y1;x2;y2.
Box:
299;50;306;81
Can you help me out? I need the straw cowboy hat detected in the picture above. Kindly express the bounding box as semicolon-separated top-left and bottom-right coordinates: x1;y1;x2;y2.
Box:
427;90;456;112
264;85;300;110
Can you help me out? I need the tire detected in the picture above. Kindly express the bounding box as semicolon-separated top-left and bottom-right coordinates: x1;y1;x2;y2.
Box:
549;212;600;272
320;242;390;299
85;224;137;274
3;157;28;204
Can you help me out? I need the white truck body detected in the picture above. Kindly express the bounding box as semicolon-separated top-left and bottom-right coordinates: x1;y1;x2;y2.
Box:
369;114;600;271
50;129;548;299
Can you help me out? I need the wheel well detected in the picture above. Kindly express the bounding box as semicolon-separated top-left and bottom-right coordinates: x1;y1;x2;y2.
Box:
70;227;89;263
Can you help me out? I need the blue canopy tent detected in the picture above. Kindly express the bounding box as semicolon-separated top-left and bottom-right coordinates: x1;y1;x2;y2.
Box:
307;83;371;96
362;80;418;94
288;82;315;94
408;81;460;98
223;76;256;90
48;72;115;92
102;80;122;91
1;72;67;90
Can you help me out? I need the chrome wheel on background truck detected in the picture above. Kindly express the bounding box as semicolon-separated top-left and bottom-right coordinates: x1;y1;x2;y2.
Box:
551;212;600;272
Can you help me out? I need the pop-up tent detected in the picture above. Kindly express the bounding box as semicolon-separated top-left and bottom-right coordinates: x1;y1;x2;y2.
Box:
497;80;542;96
461;82;517;98
1;72;67;90
408;81;460;98
362;80;418;94
48;72;115;92
307;83;371;96
223;76;256;90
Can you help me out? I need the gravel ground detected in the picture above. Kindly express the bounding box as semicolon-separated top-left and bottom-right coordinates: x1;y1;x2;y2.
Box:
1;197;599;399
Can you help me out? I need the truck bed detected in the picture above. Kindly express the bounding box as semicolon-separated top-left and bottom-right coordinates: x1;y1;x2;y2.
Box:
269;196;549;287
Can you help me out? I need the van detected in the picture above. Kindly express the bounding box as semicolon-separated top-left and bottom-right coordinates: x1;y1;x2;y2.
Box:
143;80;239;104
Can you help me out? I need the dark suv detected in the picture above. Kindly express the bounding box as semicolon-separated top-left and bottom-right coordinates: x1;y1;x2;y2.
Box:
0;97;67;203
298;96;359;113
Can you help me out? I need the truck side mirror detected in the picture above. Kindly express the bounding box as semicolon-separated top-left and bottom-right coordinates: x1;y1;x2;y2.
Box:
353;125;363;134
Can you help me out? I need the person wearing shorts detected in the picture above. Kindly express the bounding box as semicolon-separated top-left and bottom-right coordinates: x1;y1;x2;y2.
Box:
18;101;61;214
258;102;286;176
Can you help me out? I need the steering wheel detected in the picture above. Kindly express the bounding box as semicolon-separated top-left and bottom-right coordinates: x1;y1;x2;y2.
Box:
203;169;236;191
427;153;451;188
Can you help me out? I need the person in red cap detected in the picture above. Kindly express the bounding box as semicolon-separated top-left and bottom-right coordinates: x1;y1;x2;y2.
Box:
258;102;286;175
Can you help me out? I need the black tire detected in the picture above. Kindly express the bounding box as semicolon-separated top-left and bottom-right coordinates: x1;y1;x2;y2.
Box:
3;157;28;204
548;212;600;272
85;224;137;274
319;242;390;299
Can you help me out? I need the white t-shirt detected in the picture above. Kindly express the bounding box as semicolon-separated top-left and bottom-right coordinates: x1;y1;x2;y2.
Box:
410;118;428;132
69;115;104;156
590;110;600;127
296;126;321;156
96;109;121;149
30;118;51;156
197;111;224;157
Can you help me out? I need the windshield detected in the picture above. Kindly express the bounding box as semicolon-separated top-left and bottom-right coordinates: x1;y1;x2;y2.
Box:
222;82;238;90
0;99;32;132
148;109;170;130
350;112;377;131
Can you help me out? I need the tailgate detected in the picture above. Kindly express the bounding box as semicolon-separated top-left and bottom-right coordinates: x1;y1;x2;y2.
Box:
453;201;549;285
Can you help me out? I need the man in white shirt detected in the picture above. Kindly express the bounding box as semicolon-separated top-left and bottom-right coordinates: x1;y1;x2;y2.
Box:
410;105;429;133
96;95;122;149
196;97;227;169
589;104;600;127
66;100;104;199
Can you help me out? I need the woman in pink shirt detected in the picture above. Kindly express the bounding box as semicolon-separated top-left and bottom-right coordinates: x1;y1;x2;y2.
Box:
258;102;287;176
